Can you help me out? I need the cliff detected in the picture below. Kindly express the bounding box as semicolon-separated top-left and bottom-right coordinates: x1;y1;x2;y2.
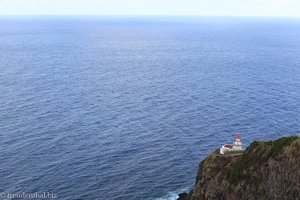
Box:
178;136;300;200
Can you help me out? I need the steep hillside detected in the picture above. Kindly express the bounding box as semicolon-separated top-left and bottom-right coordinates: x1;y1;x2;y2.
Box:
178;136;300;200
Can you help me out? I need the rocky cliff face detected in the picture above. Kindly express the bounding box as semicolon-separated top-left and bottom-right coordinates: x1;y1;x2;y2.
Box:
179;136;300;200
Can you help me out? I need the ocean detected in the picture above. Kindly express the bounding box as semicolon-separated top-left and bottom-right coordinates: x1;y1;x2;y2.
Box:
0;16;299;200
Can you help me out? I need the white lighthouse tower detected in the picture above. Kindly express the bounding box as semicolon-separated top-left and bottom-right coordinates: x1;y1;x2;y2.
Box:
233;135;243;150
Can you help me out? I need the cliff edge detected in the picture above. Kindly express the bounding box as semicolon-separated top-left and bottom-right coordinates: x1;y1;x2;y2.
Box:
179;136;300;200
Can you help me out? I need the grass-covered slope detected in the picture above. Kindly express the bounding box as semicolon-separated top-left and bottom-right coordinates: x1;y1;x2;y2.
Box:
228;136;299;183
180;136;300;200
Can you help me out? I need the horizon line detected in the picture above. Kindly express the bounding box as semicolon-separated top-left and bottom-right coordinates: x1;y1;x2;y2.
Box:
0;14;300;19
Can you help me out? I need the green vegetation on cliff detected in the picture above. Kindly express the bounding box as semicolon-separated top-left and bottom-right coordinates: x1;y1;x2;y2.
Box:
179;136;300;200
228;136;299;182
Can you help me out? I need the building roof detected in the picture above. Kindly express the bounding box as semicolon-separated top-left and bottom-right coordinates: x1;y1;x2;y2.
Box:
224;144;233;148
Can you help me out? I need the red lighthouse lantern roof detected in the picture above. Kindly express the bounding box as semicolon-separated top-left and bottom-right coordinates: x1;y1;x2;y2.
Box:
235;135;241;139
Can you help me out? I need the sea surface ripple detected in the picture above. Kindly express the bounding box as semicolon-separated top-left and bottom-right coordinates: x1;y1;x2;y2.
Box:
0;17;299;200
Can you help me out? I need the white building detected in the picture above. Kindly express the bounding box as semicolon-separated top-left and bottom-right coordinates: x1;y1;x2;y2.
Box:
220;135;244;155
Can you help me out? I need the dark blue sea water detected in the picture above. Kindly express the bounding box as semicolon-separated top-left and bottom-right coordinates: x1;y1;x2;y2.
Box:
0;16;300;200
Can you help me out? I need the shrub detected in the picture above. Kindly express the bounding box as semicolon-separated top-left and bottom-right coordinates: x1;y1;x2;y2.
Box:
227;136;299;183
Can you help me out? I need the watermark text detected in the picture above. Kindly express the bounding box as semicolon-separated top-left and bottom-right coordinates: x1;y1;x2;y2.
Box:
0;192;58;199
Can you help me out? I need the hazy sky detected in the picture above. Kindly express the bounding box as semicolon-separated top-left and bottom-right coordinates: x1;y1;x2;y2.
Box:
0;0;300;17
